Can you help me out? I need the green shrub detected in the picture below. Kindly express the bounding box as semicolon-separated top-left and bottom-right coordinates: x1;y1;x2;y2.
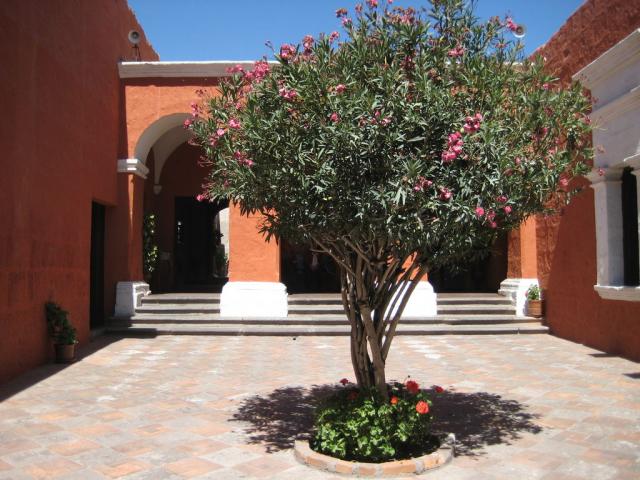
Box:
312;379;440;462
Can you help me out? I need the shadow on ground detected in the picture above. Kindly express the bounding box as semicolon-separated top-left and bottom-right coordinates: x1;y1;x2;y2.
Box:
231;385;542;456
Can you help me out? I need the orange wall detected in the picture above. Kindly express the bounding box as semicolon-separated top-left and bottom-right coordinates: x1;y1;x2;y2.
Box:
0;0;157;383
535;0;640;360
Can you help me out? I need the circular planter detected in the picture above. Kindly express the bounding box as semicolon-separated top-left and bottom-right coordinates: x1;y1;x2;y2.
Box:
294;437;454;477
526;299;544;318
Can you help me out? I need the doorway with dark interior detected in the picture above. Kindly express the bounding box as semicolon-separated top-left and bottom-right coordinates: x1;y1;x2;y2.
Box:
174;197;228;292
90;202;105;329
429;233;508;293
280;240;341;294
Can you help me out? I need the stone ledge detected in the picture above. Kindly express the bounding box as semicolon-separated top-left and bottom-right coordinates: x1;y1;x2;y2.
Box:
293;438;453;477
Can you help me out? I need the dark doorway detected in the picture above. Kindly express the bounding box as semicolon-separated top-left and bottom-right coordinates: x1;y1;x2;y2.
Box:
174;197;228;292
430;234;508;293
281;241;341;294
90;202;105;328
622;167;639;286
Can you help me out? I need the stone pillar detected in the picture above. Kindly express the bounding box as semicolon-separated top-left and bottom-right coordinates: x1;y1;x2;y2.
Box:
220;203;287;317
499;217;539;315
400;274;438;318
589;170;624;286
111;159;150;317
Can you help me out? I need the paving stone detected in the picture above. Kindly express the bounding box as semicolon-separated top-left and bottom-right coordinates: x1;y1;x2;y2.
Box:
0;335;637;479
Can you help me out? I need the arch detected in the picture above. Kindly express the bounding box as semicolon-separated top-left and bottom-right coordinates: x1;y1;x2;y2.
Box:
133;112;193;186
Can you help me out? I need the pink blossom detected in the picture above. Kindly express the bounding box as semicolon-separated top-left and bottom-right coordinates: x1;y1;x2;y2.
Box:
355;3;363;13
278;86;298;101
342;17;353;27
486;210;496;221
496;195;508;204
414;176;433;192
329;31;340;43
448;45;465;58
234;151;254;167
597;168;605;176
249;60;270;82
216;128;226;137
442;131;464;163
504;206;512;214
196;194;205;202
439;187;453;201
489;221;498;229
226;64;245;74
335;84;346;94
515;157;522;165
303;35;314;55
229;118;241;129
475;206;485;218
463;113;483;134
559;177;569;187
279;43;296;61
336;8;348;17
366;0;378;8
505;17;519;32
330;112;341;123
542;83;550;90
208;135;217;146
183;118;192;129
381;117;392;126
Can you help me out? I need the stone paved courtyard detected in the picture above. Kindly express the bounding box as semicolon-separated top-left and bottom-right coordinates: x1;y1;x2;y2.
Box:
0;333;638;479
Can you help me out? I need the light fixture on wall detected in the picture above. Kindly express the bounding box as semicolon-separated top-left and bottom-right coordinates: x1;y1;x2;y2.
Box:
128;30;142;61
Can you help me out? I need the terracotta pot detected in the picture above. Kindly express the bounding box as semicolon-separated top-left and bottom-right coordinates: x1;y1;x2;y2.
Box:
527;299;544;318
54;344;76;363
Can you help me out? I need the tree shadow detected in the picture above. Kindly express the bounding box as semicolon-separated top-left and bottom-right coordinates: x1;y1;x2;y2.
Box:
230;384;542;456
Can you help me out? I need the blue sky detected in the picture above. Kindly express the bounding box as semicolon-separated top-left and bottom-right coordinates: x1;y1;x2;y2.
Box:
128;0;585;61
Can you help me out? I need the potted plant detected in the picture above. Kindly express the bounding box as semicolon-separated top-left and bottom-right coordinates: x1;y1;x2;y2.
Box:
45;302;78;363
525;285;544;318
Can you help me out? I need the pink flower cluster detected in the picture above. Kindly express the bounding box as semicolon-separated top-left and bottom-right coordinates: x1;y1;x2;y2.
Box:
279;44;296;61
278;86;298;101
505;17;519;32
229;118;241;129
441;132;464;163
413;176;433;192
329;112;340;123
233;151;254;167
439;187;453;201
336;8;348;17
329;31;340;43
183;118;192;129
448;44;465;58
463;113;483;134
387;7;416;25
342;17;353;27
246;60;270;82
302;35;314;55
190;102;201;119
335;84;346;94
366;0;378;8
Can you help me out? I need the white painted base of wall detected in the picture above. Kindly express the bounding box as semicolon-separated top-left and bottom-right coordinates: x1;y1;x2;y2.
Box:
114;281;150;318
498;278;538;317
220;281;288;318
388;281;438;319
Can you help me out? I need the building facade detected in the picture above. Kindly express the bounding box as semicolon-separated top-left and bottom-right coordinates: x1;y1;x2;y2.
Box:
1;0;638;384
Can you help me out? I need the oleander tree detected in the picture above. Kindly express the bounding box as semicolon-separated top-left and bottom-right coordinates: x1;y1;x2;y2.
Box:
188;0;591;399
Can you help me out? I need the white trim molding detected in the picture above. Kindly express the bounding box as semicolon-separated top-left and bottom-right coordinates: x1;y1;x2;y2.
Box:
220;282;288;318
119;61;277;79
499;278;539;317
594;285;640;302
117;158;149;179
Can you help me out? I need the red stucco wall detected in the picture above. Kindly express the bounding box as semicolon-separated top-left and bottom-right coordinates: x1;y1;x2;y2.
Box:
0;0;157;382
535;0;640;360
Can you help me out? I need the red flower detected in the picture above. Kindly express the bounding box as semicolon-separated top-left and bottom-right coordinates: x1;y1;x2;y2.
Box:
339;378;349;385
390;396;399;405
415;400;429;414
434;385;444;393
406;380;420;394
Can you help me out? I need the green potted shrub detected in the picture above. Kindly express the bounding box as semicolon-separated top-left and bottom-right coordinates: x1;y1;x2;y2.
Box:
45;301;78;363
525;285;544;318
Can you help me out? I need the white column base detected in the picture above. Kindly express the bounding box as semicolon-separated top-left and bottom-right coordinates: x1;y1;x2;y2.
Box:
498;278;539;317
386;281;437;319
220;281;288;318
114;281;149;318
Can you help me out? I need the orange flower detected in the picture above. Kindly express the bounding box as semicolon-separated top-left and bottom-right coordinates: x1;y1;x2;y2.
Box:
415;400;429;414
390;396;399;405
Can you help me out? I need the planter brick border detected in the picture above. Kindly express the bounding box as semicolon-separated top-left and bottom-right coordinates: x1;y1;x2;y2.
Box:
293;438;454;477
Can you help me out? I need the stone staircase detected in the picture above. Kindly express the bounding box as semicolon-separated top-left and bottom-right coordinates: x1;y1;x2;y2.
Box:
107;292;547;336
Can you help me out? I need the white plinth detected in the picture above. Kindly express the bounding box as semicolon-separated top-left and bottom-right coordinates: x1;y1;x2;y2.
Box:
498;278;539;317
386;281;437;319
114;281;150;318
220;281;288;318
